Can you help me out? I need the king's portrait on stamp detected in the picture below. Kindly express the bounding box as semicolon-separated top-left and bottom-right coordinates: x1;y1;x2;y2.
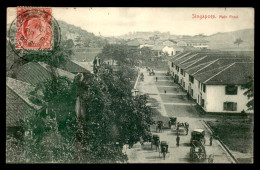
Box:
6;7;254;164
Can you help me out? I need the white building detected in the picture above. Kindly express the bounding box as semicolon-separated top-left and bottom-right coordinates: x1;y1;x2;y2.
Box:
176;39;209;49
168;51;254;113
162;46;184;56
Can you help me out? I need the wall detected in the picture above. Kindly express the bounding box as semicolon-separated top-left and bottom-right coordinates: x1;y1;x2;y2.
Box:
205;85;253;113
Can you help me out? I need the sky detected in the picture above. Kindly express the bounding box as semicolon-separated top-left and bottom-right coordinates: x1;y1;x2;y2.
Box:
7;7;254;37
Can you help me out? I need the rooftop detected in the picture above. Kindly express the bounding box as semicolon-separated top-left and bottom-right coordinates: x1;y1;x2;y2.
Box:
6;77;43;110
152;45;165;51
204;62;254;85
126;39;142;46
16;62;76;86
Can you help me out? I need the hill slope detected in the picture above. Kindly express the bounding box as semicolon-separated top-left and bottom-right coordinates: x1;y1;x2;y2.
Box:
58;20;107;48
205;29;254;51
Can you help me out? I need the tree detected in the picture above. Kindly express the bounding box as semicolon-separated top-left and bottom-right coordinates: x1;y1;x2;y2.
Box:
73;64;154;163
23;76;78;163
241;76;254;111
234;38;243;47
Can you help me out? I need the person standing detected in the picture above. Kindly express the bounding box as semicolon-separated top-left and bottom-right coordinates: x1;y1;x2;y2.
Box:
164;90;167;94
176;135;180;147
156;77;158;81
210;135;213;146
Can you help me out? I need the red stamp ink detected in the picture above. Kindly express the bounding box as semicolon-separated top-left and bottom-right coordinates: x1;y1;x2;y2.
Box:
16;7;52;50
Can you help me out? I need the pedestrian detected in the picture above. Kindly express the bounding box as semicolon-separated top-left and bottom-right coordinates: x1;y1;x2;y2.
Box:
208;154;214;163
176;135;180;147
164;90;166;94
139;136;144;146
156;77;158;81
210;135;213;146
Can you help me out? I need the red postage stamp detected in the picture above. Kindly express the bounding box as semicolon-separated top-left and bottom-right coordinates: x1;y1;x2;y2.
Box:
16;7;52;50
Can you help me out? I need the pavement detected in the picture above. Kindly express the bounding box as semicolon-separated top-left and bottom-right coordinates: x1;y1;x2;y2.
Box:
125;68;235;163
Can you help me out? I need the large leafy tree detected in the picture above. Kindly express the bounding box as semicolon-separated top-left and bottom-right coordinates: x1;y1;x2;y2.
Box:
241;76;254;111
234;38;243;47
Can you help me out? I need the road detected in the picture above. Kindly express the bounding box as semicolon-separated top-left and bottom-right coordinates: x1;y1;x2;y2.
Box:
125;68;235;163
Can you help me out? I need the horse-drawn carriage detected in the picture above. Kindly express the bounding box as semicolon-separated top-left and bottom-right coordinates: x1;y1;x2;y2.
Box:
151;134;160;151
156;121;164;133
168;117;177;128
159;141;169;160
190;140;207;162
171;121;189;135
190;129;206;145
149;71;155;76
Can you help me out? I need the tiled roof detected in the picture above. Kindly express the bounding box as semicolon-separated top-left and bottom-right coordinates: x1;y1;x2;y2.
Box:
16;62;53;86
70;60;93;73
152;45;165;51
194;58;253;75
169;51;191;62
185;61;215;75
126;39;141;46
62;59;92;73
179;54;208;68
176;39;209;43
38;62;75;80
170;52;193;62
16;62;76;86
6;77;44;110
204;62;254;85
173;53;199;65
193;65;232;83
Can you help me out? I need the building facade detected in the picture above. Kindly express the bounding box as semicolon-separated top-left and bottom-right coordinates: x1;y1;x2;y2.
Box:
168;51;254;113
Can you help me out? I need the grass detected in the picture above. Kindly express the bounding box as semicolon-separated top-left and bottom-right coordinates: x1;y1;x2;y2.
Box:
207;118;253;154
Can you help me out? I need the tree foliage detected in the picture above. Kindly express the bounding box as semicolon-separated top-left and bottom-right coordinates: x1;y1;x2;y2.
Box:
11;62;153;163
234;38;243;47
241;76;254;111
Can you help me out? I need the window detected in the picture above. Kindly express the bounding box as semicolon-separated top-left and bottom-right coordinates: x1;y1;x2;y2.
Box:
198;82;200;88
189;75;194;83
180;69;184;75
225;85;238;95
183;82;185;88
203;84;206;93
183;71;185;77
172;62;174;67
176;66;179;72
223;102;237;111
201;99;205;107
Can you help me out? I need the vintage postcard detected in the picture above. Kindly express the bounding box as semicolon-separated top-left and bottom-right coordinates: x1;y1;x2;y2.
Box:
6;7;254;163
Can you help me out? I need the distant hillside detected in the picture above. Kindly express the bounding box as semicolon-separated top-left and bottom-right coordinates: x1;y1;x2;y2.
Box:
205;29;254;51
58;20;108;48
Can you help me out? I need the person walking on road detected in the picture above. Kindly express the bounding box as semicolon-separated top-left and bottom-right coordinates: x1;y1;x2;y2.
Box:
208;154;214;163
176;135;180;147
156;77;158;82
164;90;167;94
210;135;213;146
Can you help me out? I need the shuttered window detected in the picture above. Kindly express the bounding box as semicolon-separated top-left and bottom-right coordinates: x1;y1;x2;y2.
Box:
203;84;206;93
225;85;238;95
181;69;184;75
189;75;194;83
223;102;237;111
